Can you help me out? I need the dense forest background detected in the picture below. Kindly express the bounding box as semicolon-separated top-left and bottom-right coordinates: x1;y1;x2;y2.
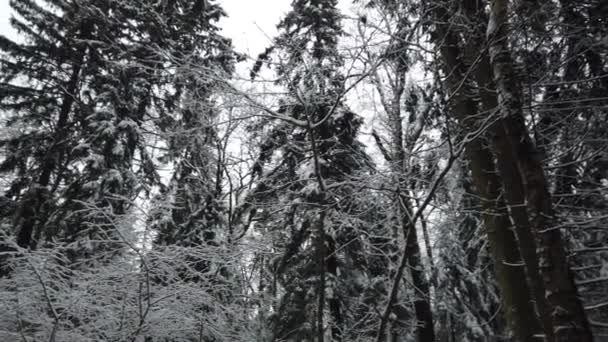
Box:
0;0;607;341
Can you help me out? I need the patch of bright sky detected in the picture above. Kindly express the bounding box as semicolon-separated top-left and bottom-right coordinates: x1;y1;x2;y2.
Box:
219;0;357;83
0;1;16;41
219;0;291;61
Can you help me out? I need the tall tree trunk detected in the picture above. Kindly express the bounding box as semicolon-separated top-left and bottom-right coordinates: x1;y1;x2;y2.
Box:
460;1;555;339
15;24;90;250
316;213;326;342
486;0;594;340
326;234;342;341
429;1;543;340
402;202;435;342
374;46;435;341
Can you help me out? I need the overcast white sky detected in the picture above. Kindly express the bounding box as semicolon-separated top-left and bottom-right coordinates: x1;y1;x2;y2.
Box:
0;0;13;40
220;0;291;57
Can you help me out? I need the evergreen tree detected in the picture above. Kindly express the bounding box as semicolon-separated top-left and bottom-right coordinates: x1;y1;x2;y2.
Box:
147;0;235;266
526;0;608;334
0;0;235;265
143;1;241;340
0;0;141;267
249;1;377;340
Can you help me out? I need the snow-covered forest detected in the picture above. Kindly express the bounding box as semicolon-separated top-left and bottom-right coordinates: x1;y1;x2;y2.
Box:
0;0;607;341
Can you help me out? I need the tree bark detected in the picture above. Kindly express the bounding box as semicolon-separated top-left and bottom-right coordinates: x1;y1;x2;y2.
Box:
390;97;435;342
15;23;91;250
316;212;326;342
486;0;594;340
459;1;555;339
374;42;435;341
402;202;435;342
429;1;544;340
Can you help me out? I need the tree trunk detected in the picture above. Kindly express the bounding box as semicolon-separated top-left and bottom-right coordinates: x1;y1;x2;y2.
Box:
384;59;435;342
486;0;594;340
14;23;90;250
326;234;342;341
460;1;555;339
316;212;326;342
429;1;543;340
369;22;435;340
402;202;435;342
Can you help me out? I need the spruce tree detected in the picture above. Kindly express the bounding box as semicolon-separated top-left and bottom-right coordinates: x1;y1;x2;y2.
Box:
0;0;128;265
526;0;608;334
143;1;240;340
147;0;235;259
249;0;377;340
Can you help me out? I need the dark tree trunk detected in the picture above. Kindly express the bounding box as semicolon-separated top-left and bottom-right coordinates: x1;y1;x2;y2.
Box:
460;1;555;339
486;0;594;340
14;23;90;250
429;1;544;340
403;202;435;342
